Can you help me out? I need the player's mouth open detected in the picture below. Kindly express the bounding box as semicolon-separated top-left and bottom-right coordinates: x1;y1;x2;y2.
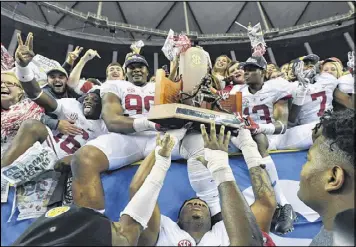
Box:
54;83;63;87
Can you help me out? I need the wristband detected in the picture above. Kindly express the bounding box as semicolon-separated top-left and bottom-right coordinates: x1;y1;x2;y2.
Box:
154;146;172;171
204;149;235;186
258;123;275;135
15;62;35;82
133;118;157;132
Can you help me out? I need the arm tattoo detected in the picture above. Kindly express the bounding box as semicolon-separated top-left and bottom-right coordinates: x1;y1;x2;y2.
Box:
249;166;275;201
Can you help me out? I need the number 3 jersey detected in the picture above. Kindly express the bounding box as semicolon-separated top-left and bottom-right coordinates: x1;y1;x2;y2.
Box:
100;80;155;118
237;78;292;124
43;98;108;159
297;72;339;125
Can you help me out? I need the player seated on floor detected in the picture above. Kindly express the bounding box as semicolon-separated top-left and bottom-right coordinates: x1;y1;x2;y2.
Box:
1;33;107;171
69;53;206;216
12;133;178;246
129;123;268;246
229;56;296;234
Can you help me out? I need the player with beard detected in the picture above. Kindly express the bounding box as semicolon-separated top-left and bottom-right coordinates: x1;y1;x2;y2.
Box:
298;109;354;246
1;33;107;171
70;53;206;215
12;133;180;246
233;56;297;235
129;123;267;246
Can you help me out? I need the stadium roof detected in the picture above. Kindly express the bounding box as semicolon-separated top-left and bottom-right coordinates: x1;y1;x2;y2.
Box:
1;1;354;45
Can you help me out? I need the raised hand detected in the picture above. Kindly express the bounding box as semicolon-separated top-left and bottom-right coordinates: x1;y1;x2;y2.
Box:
67;46;83;64
200;122;231;152
156;133;176;158
82;49;101;63
15;32;35;67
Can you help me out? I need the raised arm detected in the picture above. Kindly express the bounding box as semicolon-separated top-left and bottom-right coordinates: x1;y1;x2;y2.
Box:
231;129;276;233
199;123;263;246
113;133;175;246
14;32;57;113
61;46;83;75
128;138;163;246
333;88;354;109
101;92;158;134
67;49;100;89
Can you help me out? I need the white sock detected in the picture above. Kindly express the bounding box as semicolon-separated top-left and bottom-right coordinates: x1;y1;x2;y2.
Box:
262;156;289;206
187;151;221;217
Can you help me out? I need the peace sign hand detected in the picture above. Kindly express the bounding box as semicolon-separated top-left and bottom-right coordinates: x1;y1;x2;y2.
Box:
15;32;35;67
67;46;83;64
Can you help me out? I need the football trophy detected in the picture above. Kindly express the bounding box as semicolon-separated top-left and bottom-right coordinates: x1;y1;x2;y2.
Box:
148;46;243;130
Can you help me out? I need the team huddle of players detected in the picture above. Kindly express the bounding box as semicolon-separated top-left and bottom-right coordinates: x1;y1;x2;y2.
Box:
1;32;354;245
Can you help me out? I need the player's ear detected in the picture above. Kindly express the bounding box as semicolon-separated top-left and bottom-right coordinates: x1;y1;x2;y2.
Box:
325;166;345;192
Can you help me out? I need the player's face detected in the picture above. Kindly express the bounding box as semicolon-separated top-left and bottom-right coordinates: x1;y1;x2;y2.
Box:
322;62;338;78
244;65;264;85
82;93;101;119
179;198;211;226
107;65;124;80
47;72;67;94
228;63;244;84
1;74;24;110
215;56;229;70
126;63;149;86
269;71;281;80
298;136;329;211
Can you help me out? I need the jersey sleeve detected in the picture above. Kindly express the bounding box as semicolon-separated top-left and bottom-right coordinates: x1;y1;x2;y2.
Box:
100;81;121;98
274;78;293;101
211;221;230;246
338;74;355;94
50;98;79;119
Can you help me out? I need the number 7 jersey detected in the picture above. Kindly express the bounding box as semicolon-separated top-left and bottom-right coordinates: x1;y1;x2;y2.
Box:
100;80;155;118
297;73;339;124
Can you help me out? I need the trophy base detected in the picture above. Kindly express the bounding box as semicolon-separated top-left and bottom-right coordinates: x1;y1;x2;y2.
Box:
148;103;242;130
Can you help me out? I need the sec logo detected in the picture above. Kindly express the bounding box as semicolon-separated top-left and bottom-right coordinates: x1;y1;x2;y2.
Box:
45;206;70;218
178;239;192;246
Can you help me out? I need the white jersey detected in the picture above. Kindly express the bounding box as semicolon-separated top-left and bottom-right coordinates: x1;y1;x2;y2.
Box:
297;73;339;125
45;98;108;158
337;73;354;94
229;84;245;95
100;80;155;118
237;78;291;124
156;215;229;246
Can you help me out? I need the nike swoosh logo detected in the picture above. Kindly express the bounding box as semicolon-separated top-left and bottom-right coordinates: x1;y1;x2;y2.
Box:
272;181;276;187
260;98;267;101
87;129;93;132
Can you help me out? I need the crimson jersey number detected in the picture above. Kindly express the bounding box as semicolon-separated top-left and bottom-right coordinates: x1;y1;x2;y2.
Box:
311;91;327;117
53;129;89;154
243;104;272;124
125;94;154;114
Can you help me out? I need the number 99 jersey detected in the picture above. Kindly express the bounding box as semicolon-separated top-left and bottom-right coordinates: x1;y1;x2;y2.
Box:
238;78;292;124
100;80;155;118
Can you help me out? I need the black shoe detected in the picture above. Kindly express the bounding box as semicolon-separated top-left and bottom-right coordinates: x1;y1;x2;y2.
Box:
270;205;281;232
274;204;297;235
